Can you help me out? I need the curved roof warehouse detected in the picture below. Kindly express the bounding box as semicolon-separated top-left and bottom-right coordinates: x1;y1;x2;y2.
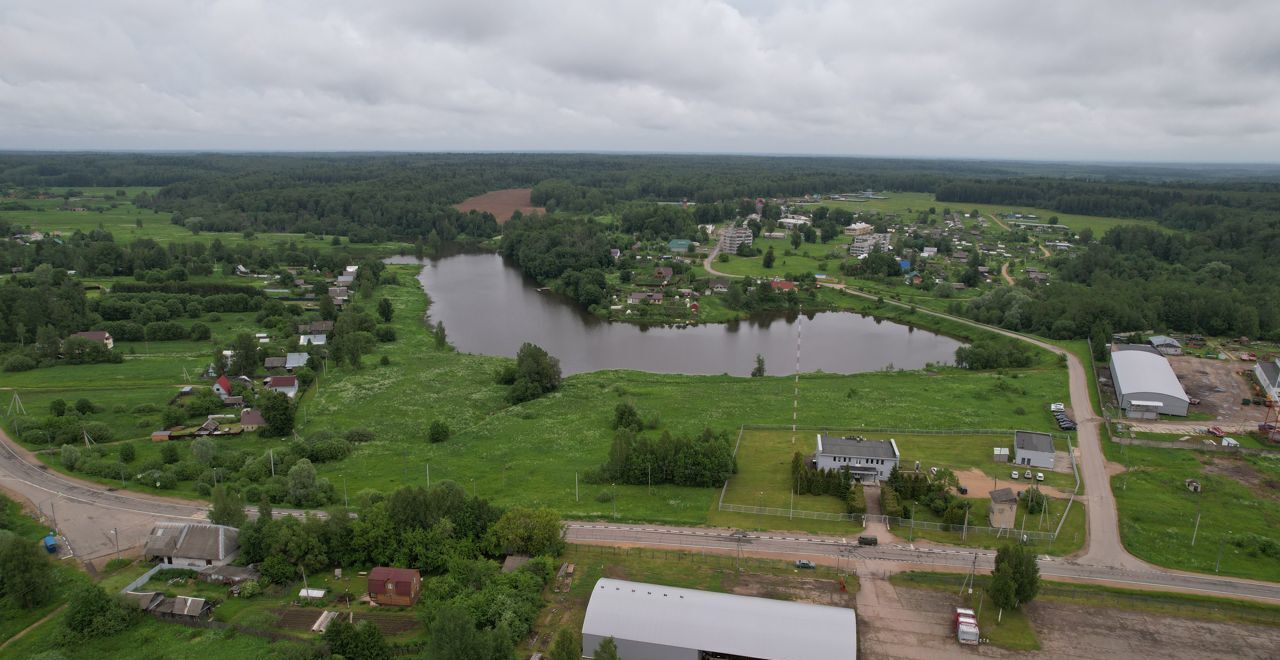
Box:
581;578;857;660
1109;345;1190;416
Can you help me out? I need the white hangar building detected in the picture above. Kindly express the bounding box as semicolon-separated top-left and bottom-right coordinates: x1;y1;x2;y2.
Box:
1109;345;1190;417
581;578;857;660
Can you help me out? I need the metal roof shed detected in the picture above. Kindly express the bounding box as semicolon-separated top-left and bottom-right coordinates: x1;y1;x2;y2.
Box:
582;578;857;660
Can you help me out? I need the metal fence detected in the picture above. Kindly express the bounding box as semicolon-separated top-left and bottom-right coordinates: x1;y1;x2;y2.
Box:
714;502;1059;541
718;502;860;522
739;424;1075;440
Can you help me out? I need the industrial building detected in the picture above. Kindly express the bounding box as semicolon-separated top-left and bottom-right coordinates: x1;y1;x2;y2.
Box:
581;578;857;660
1013;431;1055;469
1109;345;1190;417
814;434;899;482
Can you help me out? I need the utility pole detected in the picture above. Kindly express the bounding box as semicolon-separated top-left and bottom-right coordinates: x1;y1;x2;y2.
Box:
269;449;275;478
426;464;430;488
961;507;970;542
612;483;617;518
112;528;119;559
342;475;349;510
575;472;579;503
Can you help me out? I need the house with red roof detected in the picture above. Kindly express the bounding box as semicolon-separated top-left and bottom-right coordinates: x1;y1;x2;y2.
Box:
769;279;796;291
265;375;298;399
213;375;233;399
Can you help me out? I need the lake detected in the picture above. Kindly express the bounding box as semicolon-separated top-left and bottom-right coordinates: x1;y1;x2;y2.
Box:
386;253;963;376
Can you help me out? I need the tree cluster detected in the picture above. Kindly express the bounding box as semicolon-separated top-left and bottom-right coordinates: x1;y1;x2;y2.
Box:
596;428;736;488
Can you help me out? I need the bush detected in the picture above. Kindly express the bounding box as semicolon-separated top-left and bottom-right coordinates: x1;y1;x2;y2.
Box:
49;399;67;416
131;403;161;414
845;483;866;514
881;487;904;518
379;355;390;366
345;428;375;443
188;322;211;340
74;398;96;415
60;445;82;471
138;470;177;489
594;490;614;502
159;443;180;464
118;443;136;463
3;355;37;372
428;421;450;443
373;325;397;342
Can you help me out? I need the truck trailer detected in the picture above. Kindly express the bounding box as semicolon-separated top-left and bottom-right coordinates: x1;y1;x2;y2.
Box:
955;607;980;645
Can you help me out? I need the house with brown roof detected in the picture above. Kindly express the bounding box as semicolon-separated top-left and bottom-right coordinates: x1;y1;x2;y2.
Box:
653;266;674;282
240;409;265;431
264;356;287;370
143;522;239;568
367;567;421;606
70;331;113;350
266;375;298;398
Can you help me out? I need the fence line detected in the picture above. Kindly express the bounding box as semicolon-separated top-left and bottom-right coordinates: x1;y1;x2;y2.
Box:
740;424;1074;440
716;501;1058;541
119;564;163;594
1112;435;1280;456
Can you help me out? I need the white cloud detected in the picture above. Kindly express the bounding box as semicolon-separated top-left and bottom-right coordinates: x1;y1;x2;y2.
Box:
0;0;1277;161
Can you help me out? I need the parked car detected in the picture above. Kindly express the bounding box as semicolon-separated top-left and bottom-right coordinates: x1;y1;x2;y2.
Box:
1050;402;1065;412
857;535;878;546
1036;472;1045;481
795;559;816;569
1024;469;1032;479
1011;470;1020;479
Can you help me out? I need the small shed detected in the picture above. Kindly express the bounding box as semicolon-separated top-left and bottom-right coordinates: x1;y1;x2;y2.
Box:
992;447;1009;463
151;430;172;442
367;567;421;607
988;488;1017;529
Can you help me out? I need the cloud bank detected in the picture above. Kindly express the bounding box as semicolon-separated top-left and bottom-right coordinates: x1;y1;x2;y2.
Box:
1;0;1277;161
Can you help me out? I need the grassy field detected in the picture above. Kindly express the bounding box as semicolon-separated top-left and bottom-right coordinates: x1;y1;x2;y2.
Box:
1103;440;1280;582
534;543;857;657
812;191;1168;236
297;270;1068;525
2;189;405;252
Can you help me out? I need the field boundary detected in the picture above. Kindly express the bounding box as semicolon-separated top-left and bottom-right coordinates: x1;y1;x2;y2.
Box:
739;424;1074;440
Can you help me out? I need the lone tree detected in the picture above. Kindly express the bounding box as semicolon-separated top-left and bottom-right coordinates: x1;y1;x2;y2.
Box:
988;544;1040;610
762;246;776;268
260;391;294;437
593;637;620;660
209;485;246;527
377;297;394;323
750;353;766;377
497;342;562;404
548;629;580;660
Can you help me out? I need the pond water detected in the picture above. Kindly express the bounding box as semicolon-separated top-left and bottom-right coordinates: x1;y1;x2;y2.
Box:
386;253;963;376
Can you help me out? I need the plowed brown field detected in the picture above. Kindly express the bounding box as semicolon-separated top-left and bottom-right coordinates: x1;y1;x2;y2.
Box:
454;188;543;223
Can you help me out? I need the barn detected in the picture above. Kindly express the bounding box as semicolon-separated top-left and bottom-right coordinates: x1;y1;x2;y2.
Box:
367;567;421;607
581;578;857;660
1109;345;1190;417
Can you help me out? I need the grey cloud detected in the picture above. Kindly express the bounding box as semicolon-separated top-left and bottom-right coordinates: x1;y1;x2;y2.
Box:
0;0;1277;161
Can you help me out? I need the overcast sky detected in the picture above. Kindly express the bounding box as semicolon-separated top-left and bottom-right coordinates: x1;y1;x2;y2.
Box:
1;0;1277;162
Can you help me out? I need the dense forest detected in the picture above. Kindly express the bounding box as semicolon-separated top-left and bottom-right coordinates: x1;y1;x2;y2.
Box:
6;152;1280;340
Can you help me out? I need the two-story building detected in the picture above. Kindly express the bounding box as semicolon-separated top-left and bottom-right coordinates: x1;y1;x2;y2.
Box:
813;434;900;483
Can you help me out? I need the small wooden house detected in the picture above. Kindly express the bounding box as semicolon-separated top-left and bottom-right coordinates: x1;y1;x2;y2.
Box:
367;567;421;607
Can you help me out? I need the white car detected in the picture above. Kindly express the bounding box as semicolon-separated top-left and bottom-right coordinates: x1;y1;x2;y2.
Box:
1050;403;1066;412
1011;470;1020;479
1036;472;1045;482
1024;469;1033;479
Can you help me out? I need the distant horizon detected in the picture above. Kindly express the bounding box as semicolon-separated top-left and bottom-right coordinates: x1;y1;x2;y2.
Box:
2;149;1279;170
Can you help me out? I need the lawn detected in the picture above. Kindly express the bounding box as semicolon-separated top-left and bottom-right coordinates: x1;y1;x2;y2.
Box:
1105;441;1280;582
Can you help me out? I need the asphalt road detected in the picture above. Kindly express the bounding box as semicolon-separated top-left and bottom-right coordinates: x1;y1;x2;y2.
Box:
566;522;1280;603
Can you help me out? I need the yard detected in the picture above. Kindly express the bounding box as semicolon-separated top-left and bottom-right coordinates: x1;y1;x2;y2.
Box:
1105;440;1280;582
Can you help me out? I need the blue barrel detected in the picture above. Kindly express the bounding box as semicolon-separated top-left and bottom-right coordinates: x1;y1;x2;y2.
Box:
43;534;57;553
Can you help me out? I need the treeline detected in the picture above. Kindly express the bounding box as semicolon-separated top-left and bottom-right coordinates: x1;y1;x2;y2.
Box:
595;428;736;487
953;336;1036;370
957;221;1280;339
